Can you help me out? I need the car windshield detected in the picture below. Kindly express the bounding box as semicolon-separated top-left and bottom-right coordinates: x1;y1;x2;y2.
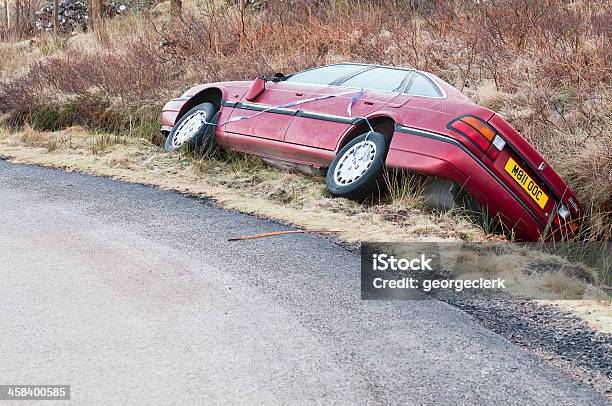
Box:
405;73;443;97
339;67;410;93
284;64;366;85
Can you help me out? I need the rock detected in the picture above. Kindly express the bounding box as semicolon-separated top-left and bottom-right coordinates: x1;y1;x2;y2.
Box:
32;0;153;34
33;0;90;34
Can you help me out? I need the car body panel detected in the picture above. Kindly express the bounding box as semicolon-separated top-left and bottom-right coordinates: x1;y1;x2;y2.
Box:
160;64;582;241
285;88;394;150
160;98;188;129
224;82;321;141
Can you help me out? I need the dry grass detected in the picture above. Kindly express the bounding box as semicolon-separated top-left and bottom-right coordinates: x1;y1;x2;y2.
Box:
0;40;42;77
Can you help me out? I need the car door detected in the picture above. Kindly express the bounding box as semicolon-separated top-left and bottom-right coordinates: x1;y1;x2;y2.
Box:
222;81;317;142
223;64;369;143
284;67;412;152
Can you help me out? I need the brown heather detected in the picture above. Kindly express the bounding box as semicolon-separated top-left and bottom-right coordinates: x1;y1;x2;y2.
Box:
0;0;610;239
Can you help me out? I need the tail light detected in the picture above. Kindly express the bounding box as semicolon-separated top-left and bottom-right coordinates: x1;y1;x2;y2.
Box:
552;204;579;234
447;115;504;160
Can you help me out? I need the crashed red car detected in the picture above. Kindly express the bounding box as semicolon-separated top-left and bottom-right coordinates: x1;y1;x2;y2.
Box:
160;63;582;241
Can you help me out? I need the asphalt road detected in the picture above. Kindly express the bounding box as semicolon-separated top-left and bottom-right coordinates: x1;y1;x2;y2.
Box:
0;159;608;405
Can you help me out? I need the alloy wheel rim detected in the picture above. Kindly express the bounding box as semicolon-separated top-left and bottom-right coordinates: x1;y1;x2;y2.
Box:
172;110;208;148
334;140;377;185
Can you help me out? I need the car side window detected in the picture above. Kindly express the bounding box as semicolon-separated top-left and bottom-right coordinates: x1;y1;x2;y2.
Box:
405;73;443;97
339;67;409;93
284;64;367;85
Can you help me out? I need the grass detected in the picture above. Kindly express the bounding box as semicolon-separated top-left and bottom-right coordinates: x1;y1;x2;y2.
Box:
91;134;125;155
11;100;163;144
38;34;69;55
383;170;429;209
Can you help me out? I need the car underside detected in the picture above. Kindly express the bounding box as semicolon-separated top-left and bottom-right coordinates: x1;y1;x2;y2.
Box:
160;63;583;242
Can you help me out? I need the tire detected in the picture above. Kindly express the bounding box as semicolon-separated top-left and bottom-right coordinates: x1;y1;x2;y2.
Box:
326;132;389;201
165;102;218;153
423;178;458;211
424;178;481;213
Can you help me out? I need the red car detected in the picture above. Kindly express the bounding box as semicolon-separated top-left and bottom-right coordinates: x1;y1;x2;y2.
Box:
160;63;582;241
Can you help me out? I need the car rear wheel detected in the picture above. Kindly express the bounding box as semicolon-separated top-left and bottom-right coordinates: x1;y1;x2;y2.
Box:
326;132;389;201
165;102;218;153
424;178;481;213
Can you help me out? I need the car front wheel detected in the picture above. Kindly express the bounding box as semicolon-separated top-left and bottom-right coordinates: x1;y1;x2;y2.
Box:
165;102;218;153
326;131;389;201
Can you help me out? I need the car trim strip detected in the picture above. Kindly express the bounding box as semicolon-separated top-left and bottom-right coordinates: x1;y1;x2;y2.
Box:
296;110;363;125
234;101;297;116
161;125;173;132
227;99;364;125
394;124;545;229
222;100;238;108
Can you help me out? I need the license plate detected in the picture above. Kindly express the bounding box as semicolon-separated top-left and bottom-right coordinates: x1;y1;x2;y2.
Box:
504;157;549;209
